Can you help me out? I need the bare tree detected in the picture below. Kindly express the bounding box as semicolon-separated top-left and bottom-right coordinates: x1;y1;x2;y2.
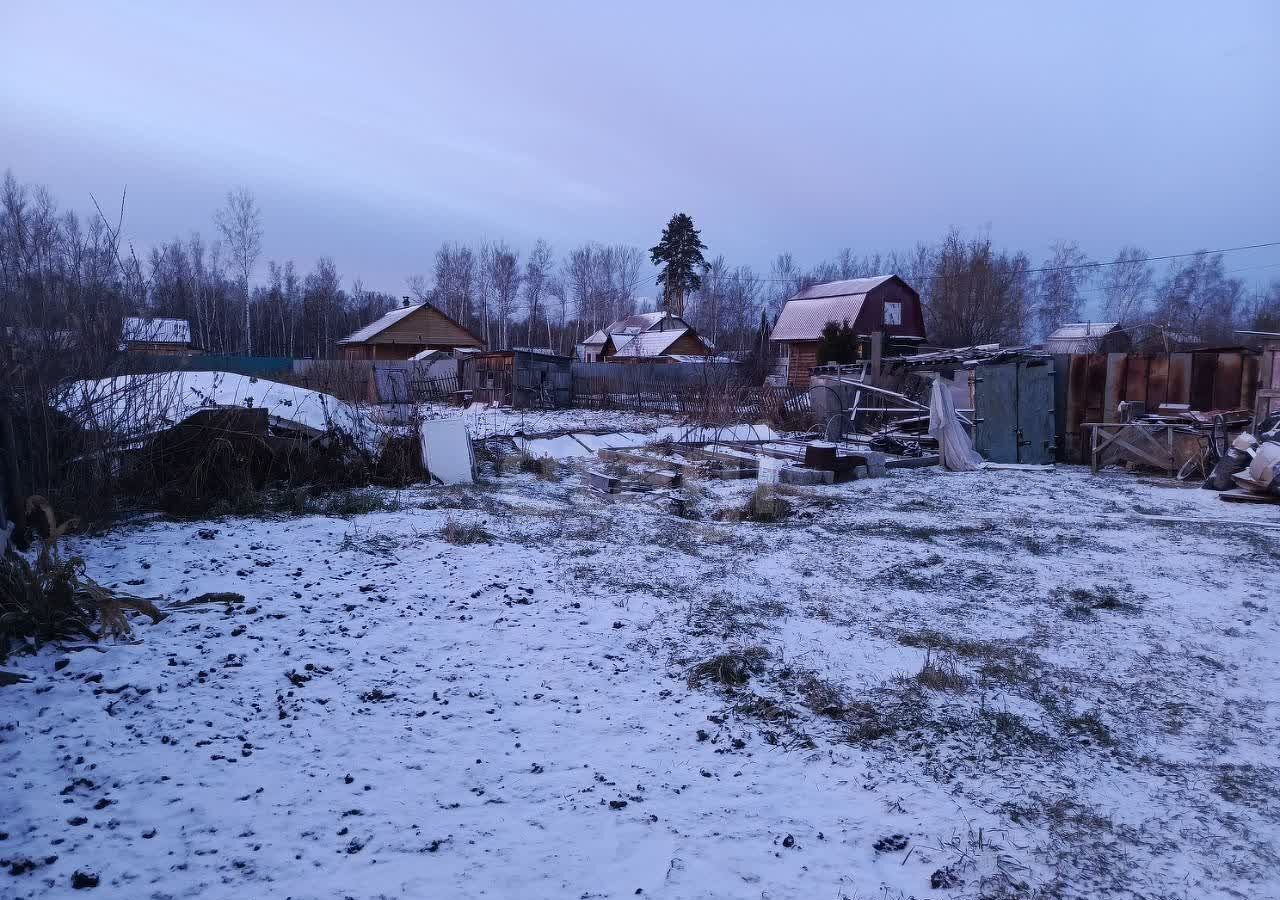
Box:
213;187;263;354
925;229;1032;346
522;239;553;348
433;243;476;330
406;273;431;304
1100;246;1152;326
1034;240;1090;337
1152;252;1243;344
484;241;520;349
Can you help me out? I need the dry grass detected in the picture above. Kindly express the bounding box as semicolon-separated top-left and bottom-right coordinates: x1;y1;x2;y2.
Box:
915;650;970;692
2;498;166;658
498;452;559;481
739;485;790;523
687;646;769;687
441;518;493;546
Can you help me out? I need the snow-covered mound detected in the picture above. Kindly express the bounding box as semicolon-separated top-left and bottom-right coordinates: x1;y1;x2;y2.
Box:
59;371;377;448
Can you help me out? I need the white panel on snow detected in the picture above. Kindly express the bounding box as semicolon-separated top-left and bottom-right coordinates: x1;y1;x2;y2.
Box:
518;435;594;459
420;418;475;484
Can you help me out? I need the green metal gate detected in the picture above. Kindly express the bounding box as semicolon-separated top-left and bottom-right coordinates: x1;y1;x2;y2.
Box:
974;359;1056;464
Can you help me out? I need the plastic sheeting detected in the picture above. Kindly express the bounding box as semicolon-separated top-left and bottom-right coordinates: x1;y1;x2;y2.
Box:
928;376;985;471
420;418;475;484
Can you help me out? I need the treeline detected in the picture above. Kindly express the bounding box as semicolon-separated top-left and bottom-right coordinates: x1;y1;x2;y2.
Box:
2;170;1277;374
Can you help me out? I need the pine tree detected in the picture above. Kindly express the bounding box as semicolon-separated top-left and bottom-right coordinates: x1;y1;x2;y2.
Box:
649;213;707;318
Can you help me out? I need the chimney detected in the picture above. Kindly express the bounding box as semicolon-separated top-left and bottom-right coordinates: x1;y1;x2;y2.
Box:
402;296;411;307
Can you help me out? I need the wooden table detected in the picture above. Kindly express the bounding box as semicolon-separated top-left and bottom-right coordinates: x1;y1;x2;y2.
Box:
1086;421;1197;476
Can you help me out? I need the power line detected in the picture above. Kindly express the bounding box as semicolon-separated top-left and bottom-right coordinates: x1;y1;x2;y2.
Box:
619;239;1280;293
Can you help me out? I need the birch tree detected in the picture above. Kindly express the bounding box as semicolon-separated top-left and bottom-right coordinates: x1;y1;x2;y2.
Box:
213;188;262;353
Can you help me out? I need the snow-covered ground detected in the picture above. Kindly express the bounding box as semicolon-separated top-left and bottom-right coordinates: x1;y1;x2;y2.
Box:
3;464;1278;899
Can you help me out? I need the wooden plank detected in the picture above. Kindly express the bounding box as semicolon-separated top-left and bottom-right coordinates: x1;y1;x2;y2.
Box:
1212;352;1243;411
1240;353;1259;412
1166;353;1192;405
1190;352;1215;410
1219;488;1280;505
1085;354;1109;424
1123;353;1148;405
1146;354;1170;410
588;470;620;493
1064;355;1093;464
1102;353;1126;423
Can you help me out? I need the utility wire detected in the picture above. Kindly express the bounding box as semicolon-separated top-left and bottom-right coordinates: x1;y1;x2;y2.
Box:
619;239;1280;293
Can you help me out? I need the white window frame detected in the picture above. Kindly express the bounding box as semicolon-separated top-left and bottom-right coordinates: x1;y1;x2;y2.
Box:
883;302;902;326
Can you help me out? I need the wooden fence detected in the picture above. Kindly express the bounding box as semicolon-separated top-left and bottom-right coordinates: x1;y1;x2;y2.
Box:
1055;349;1259;463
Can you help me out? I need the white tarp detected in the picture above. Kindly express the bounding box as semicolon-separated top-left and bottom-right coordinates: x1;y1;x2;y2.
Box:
928;376;985;471
420;418;475;484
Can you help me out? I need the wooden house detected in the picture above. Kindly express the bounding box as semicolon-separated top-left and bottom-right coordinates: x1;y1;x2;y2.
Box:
337;302;485;360
769;276;926;387
577;312;713;363
121;317;202;356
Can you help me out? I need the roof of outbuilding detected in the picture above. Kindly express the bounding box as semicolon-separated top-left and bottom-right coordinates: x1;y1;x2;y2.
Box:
1045;322;1121;341
338;303;424;344
581;312;685;349
121;317;192;345
610;328;692;358
770;295;867;342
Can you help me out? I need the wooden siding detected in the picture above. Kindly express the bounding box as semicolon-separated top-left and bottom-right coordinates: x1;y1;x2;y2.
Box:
786;342;818;388
341;305;484;360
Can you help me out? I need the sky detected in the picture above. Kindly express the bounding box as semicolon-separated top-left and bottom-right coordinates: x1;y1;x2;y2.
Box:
4;1;1279;301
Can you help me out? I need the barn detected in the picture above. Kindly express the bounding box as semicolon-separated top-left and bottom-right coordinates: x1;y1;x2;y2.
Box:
337;301;485;360
769;276;926;387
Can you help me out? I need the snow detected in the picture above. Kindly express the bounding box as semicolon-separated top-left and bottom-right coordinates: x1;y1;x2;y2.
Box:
58;372;381;450
120;317;191;346
3;466;1278;898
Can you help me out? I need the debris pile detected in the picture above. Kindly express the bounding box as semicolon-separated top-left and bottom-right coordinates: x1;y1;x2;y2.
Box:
1206;414;1280;504
57;371;415;513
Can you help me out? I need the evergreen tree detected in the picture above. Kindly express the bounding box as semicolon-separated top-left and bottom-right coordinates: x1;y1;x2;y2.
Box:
649;213;707;318
816;319;859;365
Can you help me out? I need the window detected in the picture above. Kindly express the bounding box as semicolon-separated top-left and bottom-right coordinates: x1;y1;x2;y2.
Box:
883;302;902;326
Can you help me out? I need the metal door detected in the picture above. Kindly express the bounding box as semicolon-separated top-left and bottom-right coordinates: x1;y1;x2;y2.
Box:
974;362;1019;463
1015;359;1056;464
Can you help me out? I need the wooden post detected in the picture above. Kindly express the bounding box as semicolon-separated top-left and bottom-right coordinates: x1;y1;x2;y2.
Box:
867;331;884;386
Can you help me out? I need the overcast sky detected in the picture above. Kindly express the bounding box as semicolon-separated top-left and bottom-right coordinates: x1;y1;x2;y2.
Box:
5;1;1278;298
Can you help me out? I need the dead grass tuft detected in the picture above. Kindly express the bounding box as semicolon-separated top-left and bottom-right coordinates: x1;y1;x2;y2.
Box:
915;651;970;692
441;518;493;546
741;485;790;523
501;452;559;480
687;646;769;687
